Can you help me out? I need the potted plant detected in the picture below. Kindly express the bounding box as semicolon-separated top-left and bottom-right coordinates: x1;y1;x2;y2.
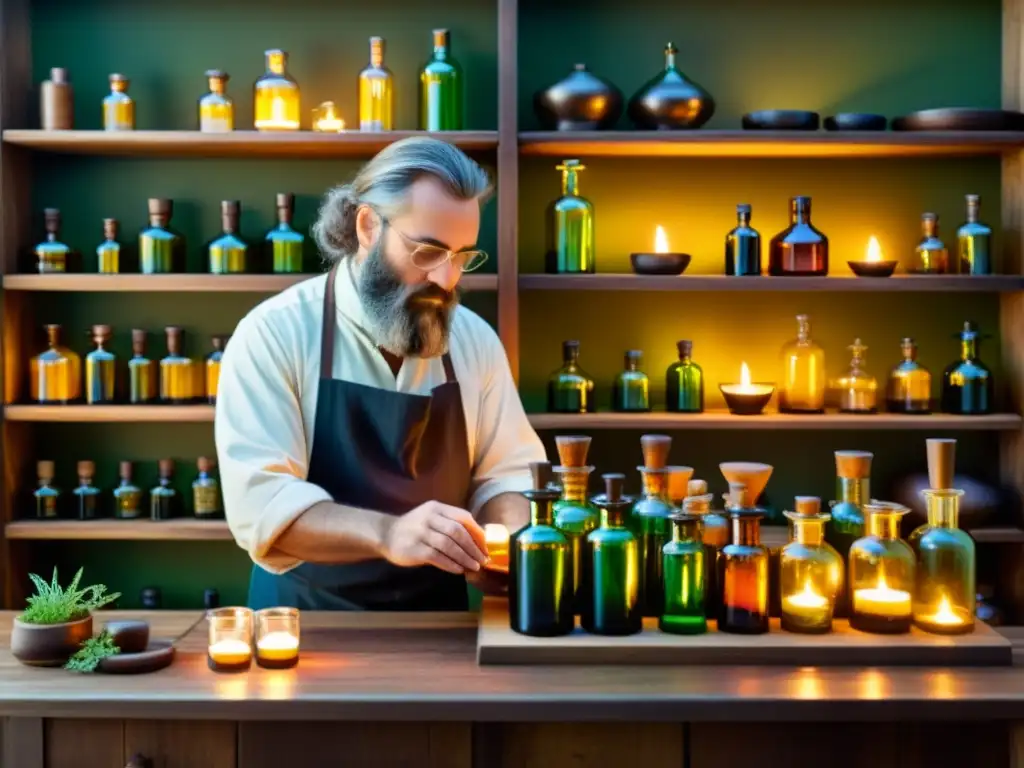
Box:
10;567;120;667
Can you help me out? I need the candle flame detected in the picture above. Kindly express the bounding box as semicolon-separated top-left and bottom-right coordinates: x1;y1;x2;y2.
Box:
740;362;751;387
929;595;964;626
654;225;670;254
865;236;882;263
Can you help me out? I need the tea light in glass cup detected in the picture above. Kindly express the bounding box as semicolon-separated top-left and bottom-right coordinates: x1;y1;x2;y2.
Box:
255;607;300;669
207;607;254;673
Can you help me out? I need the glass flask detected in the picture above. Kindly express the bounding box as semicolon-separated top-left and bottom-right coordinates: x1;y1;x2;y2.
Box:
547;340;595;413
199;69;233;133
84;324;117;405
102;73;134;130
956;194;991;276
886;337;931;414
206;335;229;404
139;198;184;274
113;461;143;519
73;461;102;520
419;28;463;131
358;37;394;131
545;159;595;274
684;481;725;618
725;203;761;276
96;218;121;274
254;49;300;131
848;501;915;634
666;340;704;413
208;200;248;274
34;461;61;519
35;208;72;273
582;473;641;636
150;459;180;521
660;513;706;634
128;329;158;404
631;434;675;617
768;196;828;276
30;324;82;404
826;450;873;561
941;321;993;415
552;435;600;614
160;326;195;404
509;462;574;637
830;338;877;414
266;192;305;274
779;314;825;413
193;457;222;519
914;213;948;274
717;505;770;634
780;497;844;634
613;350;650;412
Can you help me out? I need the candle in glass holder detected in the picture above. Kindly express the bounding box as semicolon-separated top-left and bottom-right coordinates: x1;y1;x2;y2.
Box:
255;607;300;669
719;362;775;415
852;578;912;618
207;607;253;672
484;523;510;572
313;101;345;133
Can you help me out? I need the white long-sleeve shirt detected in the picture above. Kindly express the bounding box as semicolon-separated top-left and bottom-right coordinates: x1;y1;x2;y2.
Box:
214;262;545;574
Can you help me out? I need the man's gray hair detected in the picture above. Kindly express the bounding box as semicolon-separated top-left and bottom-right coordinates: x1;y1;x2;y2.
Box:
312;137;492;263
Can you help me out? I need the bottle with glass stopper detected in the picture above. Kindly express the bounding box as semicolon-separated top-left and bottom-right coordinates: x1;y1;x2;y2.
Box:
73;461;102;520
666;340;704;413
914;213;948;273
85;324;117;405
717;482;770;634
613;350;650;412
193;458;223;519
102;74;134;130
128;329;158;404
420;29;463;131
956;194;991;275
509;461;574;637
198;70;233;133
254;50;300;131
160;326;194;404
941;321;993;415
545;159;595;274
683;479;726;617
780;496;844;634
848;501;915;634
113;461;143;519
886;337;931;414
96;218;121;273
208;200;248;274
725;203;761;276
34;461;61;519
150;459;180;520
830;338;877;414
139;198;183;274
631;434;676;617
30;324;81;404
35;208;72;274
552;435;600;613
206;335;229;404
547;340;595;413
779;314;825;414
358;37;394;131
661;510;706;635
266;193;305;274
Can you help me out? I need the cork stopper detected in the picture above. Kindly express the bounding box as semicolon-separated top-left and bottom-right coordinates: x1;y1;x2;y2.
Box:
688;479;708;496
529;461;553;491
197;457;215;473
37;460;55;480
119;461;133;480
603;473;625;503
211;334;230;351
131;328;147;355
158;459;174;477
102;218;118;240
148;198;172;219
666;466;695;503
43;208;61;234
835;450;873;480
926;438;956;490
91;324;112;344
108;73;129;90
794;496;821;517
562;340;580;359
369;36;385;66
433;28;450;48
205;69;228;91
676;340;692;359
725;481;747;509
640;434;671;470
221;200;240;233
77;460;95;479
49;67;69;84
555;435;591;468
165;326;183;355
44;324;62;346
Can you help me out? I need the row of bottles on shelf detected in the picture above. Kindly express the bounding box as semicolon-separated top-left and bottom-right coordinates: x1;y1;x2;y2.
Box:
548;316;993;416
548;159;994;276
41;33;465;134
30;325;228;406
509;435;974;638
34;195;305;275
32;457;222;521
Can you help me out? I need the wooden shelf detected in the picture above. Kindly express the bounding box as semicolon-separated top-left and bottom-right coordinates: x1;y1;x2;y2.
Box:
519;274;1024;292
5;518;231;541
760;525;1024;549
518;130;1024;158
4;405;215;422
1;130;500;158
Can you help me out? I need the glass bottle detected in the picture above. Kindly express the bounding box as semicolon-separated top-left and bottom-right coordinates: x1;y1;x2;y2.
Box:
208;200;248;274
886;337;932;414
139;198;183;274
941;321;993;415
613;350;650;412
848;501;915;634
198;70;233;133
631;434;675;617
684;480;726;618
85;324;117;405
725;203;761;276
768;196;828;276
660;513;706;634
826;450;873;564
546;159;595;274
34;461;61;520
128;328;158;404
581;473;641;636
718;501;770;634
547;340;595;413
193;457;223;519
150;459;180;520
508;461;574;637
779;314;825;413
552;435;600;613
73;461;102;520
113;461;143;519
40;67;73;130
956;195;991;276
254;49;300;131
206;335;229;405
830;338;877;414
96;218;121;274
30;324;82;404
160;326;195;404
420;29;463;131
266;193;304;274
358;37;394;132
35;208;72;274
914;213;948;274
102;73;134;131
666;339;704;413
779;497;844;634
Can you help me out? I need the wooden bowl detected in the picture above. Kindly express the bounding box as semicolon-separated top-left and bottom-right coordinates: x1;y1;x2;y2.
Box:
10;615;93;667
630;252;691;275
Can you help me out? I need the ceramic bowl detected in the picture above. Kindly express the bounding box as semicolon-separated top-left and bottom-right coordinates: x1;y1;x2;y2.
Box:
11;614;93;667
742;110;820;130
630;252;691;275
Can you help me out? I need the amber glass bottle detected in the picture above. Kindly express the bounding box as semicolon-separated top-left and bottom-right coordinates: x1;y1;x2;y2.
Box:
547;340;595;413
419;29;463;131
139;198;183;274
848;502;915;634
666;339;704;413
914;213;948;274
725;204;761;276
779;314;825;413
208;200;248;274
359;37;394;131
266;193;305;273
102;74;134;130
632;435;675;617
613;350;650;412
31;324;82;404
113;461;143;519
193;458;223;519
85;324;117;405
34;461;61;519
582;473;641;636
546;159;595;274
128;329;158;404
150;459;180;520
199;70;234;133
73;461;102;520
254;50;300;131
886;338;931;414
35;209;72;273
830;338;877;414
941;321;993;415
718;507;770;634
956;194;992;275
96;218;121;274
552;435;599;613
206;335;229;404
768;196;828;276
160;326;195;404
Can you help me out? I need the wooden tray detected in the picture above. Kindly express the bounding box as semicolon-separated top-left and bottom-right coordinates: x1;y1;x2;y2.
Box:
477;598;1012;666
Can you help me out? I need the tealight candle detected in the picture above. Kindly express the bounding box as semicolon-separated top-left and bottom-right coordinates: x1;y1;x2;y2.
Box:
848;236;897;278
719;362;775;415
207;607;254;673
781;581;831;630
255;607;300;669
313;101;345;133
484;523;510;572
853;583;912;619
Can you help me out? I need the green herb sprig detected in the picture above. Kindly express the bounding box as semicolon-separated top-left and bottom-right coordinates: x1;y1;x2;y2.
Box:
21;567;121;625
65;630;120;673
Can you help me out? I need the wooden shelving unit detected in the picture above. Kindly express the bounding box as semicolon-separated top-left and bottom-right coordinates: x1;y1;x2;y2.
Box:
4;519;232;541
519;274;1024;293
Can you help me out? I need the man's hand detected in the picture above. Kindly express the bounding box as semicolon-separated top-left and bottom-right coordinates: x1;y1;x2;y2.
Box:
381;501;489;574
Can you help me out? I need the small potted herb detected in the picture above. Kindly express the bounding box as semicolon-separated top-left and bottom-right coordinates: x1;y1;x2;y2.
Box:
10;567;120;667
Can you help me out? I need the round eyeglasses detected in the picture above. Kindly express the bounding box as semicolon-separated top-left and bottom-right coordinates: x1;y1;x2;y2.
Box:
385;216;489;273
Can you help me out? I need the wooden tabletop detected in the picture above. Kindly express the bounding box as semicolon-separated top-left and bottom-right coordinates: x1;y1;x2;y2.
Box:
1;610;1024;722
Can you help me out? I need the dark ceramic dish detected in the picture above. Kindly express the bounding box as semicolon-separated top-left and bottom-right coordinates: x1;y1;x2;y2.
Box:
10;615;93;667
742;110;820;130
892;108;1024;131
534;63;623;131
848;259;898;277
98;640;175;675
630;252;691;275
719;385;775;416
824;113;888;131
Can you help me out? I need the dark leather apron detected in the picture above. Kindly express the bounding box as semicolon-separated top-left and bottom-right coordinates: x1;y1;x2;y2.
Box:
247;263;472;611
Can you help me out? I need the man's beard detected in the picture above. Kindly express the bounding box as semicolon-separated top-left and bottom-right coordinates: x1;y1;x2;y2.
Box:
354;243;459;358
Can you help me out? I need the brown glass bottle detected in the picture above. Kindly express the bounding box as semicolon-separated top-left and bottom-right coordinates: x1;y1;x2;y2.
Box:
34;460;61;519
73;461;102;520
768;196;828;276
160;327;194;404
717;509;770;634
150;459;180;520
128;329;158;404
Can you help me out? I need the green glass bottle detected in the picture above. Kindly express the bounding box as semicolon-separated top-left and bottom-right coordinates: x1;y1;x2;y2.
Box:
509;461;574;637
96;218;121;273
941;321;993;415
545;159;595;274
128;328;158;404
150;459;180;521
35;208;73;274
139;198;183;274
632;434;675;617
582;473;641;636
113;461;143;519
682;483;724;618
34;460;61;519
613;350;650;412
547;340;595;413
266;193;305;273
552;435;600;613
660;512;706;634
725;203;761;276
956;194;992;275
419;28;463;131
717;492;770;635
666;339;704;413
208;200;248;274
85;324;117;405
826;450;872;616
73;461;102;520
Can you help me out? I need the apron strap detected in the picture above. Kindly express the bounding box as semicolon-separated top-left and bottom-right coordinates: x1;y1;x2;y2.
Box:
441;353;456;383
320;264;340;379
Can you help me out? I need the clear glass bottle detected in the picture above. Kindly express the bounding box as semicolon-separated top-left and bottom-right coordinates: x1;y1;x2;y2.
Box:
547;340;595;413
102;73;134;130
552;435;600;614
73;461;101;520
35;208;72;273
139;198;183;274
717;504;770;634
150;459;179;520
420;29;463;131
956;194;991;276
358;37;394;132
113;461;143;519
942;321;993;415
199;70;234;133
128;328;158;404
660;513;706;634
508;462;573;637
34;460;61;519
254;50;300;131
779;314;825;413
886;337;932;414
666;340;704;413
683;480;726;618
160;326;195;404
848;501;915;634
914;213;948;274
266;193;304;274
780;497;844;634
206;335;229;405
768;196;828;276
30;324;82;404
193;457;223;519
830;338;877;414
96;218;121;274
725;203;761;276
85;324;116;405
632;435;675;617
613;350;650;412
545;159;595;274
208;200;248;274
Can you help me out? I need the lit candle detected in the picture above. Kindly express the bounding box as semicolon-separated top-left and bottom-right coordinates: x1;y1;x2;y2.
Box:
782;581;829;615
313;101;345;133
256;631;299;663
853;576;912;619
484;523;509;572
848;235;897;277
719;362;775;415
864;236;882;263
918;595;966;627
208;638;252;667
654;225;670;254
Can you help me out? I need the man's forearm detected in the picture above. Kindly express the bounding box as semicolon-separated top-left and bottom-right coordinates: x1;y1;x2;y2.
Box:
272;500;392;565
